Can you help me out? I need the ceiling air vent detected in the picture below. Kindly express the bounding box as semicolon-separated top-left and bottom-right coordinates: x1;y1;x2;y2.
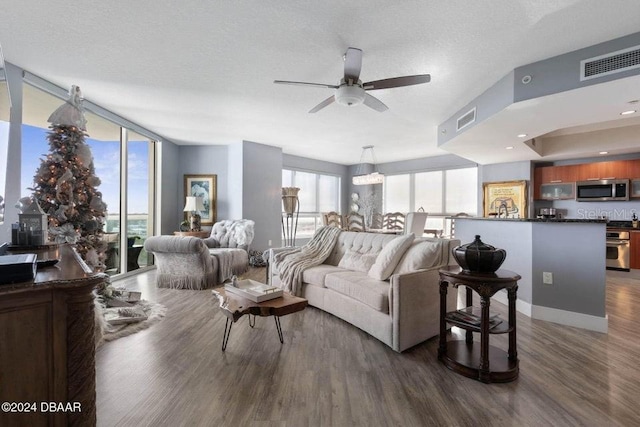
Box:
580;45;640;81
456;107;476;132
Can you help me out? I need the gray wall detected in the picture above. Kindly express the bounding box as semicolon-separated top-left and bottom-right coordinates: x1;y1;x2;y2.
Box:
242;141;283;251
479;161;534;217
159;140;179;234
226;143;243;220
455;219;607;318
178;145;230;222
531;223;606;317
514;32;640;102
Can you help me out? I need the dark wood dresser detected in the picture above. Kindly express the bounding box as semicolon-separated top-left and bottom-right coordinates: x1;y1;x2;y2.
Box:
0;244;106;426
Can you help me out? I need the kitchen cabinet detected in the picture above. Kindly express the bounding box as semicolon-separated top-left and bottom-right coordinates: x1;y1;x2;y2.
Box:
534;165;577;200
539;182;575;200
631;231;640;270
534;159;640;200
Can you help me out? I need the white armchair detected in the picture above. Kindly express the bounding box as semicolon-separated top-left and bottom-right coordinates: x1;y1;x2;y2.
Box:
203;219;255;282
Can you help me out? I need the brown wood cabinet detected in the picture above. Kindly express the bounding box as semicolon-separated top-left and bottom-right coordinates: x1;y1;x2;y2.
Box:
631;231;640;270
534;159;640;200
0;244;105;427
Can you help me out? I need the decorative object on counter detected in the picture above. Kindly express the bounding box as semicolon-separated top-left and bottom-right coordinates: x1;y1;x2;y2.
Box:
30;85;107;271
452;235;507;273
183;196;205;231
483;180;527;219
184;174;216;225
282;187;300;247
539;208;557;219
12;197;48;246
633;213;638;229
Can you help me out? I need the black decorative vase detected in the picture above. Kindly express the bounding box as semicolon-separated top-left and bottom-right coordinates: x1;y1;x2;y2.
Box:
452;235;506;273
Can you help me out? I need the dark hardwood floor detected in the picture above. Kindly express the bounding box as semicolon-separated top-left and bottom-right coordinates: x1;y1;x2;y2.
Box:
96;268;640;426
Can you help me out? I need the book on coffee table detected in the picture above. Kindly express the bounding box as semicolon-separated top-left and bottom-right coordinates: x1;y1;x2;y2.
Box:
225;279;283;302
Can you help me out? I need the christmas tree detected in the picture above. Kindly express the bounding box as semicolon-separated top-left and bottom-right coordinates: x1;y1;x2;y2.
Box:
31;86;107;270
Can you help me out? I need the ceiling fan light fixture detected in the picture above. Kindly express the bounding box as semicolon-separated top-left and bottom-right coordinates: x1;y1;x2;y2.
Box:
336;84;365;106
352;145;384;185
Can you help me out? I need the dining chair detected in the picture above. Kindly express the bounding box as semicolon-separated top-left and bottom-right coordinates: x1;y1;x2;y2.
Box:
382;212;405;231
345;211;365;232
323;211;344;229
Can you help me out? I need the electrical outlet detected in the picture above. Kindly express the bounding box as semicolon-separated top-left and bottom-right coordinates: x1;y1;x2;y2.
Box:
543;272;553;285
268;240;272;247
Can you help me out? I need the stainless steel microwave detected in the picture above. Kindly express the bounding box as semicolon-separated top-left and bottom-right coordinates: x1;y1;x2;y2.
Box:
576;179;629;201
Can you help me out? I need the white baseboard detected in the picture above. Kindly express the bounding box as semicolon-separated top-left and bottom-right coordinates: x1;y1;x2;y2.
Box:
531;305;608;333
491;291;532;316
491;291;607;333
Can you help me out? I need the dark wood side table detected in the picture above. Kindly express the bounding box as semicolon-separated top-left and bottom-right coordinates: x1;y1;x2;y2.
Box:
438;265;520;383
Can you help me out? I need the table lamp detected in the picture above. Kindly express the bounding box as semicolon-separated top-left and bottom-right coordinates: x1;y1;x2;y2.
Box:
183;196;205;231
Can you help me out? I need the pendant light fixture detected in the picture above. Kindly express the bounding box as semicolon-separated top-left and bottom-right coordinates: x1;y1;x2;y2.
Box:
352;145;384;185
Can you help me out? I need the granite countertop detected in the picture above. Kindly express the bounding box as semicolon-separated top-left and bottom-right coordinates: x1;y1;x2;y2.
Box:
452;217;607;223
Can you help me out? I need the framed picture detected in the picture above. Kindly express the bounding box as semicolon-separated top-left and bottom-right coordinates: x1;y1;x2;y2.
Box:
184;174;217;225
483;180;528;218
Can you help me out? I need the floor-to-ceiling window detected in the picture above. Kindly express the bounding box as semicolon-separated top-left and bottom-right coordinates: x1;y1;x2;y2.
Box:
282;169;341;238
21;83;156;276
383;166;478;234
0;77;9;223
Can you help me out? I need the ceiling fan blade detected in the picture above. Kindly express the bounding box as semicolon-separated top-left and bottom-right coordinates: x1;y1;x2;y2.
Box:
363;93;388;112
343;47;363;83
309;95;336;113
363;74;431;90
274;80;339;89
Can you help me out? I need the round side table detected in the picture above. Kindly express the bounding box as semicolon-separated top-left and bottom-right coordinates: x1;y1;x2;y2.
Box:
438;265;520;383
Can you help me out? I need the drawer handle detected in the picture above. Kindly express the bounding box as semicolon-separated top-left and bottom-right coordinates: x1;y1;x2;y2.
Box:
586;178;600;181
550;180;562;183
602;177;616;180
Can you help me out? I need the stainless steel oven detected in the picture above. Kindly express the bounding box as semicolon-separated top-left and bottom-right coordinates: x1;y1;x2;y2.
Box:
606;230;630;271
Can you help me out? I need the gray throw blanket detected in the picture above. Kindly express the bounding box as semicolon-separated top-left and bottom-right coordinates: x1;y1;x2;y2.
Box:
274;226;342;296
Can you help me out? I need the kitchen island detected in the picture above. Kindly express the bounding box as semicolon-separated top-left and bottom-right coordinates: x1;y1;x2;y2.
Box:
454;217;607;333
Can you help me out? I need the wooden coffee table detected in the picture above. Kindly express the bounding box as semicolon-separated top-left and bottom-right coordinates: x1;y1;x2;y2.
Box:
211;288;308;351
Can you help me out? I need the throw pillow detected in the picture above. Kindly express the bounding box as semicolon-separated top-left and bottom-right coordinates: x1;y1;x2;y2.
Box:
393;239;445;275
338;250;378;273
368;233;415;280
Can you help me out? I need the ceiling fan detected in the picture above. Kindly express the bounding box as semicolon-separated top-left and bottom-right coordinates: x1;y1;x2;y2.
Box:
274;47;431;113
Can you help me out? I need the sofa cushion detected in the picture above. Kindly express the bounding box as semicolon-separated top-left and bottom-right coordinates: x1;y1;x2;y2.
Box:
338;250;378;273
324;271;390;313
393;238;448;275
302;264;345;288
368;233;415;280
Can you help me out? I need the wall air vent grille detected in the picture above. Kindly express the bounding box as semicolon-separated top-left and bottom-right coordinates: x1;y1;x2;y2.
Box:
580;45;640;81
456;107;476;132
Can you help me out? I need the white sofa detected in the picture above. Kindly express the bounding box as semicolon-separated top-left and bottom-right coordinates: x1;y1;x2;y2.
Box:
269;231;459;352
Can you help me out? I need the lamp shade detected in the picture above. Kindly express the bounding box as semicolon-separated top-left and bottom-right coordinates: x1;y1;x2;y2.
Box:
183;196;197;212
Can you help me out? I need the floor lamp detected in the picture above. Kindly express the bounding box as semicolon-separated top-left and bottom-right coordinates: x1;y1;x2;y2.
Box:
282;187;300;247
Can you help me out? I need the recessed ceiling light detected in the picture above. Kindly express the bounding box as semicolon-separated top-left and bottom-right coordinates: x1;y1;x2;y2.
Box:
599;151;608;155
517;133;527;138
506;146;514;150
620;110;637;115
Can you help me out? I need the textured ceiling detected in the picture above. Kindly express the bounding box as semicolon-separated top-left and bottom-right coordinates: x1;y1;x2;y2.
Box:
1;0;640;165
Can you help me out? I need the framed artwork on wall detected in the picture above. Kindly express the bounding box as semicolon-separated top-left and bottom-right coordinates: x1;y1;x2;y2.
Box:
184;174;217;225
483;180;527;218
